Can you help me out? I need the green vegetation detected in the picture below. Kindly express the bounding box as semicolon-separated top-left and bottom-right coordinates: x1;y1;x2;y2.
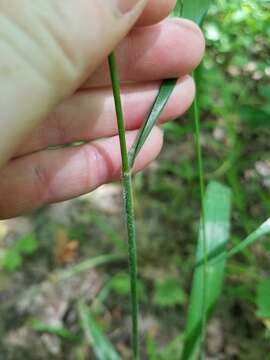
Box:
0;0;269;359
108;52;140;359
1;234;37;272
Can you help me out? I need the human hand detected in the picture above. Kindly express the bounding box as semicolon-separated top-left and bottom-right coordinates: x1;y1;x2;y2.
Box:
0;0;205;218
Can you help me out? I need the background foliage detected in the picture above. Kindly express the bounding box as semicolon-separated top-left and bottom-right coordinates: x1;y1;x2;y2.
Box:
0;0;269;359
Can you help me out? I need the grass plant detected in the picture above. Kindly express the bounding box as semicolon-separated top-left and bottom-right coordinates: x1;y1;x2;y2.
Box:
108;53;139;359
106;1;270;359
0;2;269;359
107;1;212;358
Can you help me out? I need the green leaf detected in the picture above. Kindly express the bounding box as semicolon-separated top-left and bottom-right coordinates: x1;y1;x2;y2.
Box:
111;272;130;295
159;335;184;360
32;319;79;342
3;249;22;271
181;0;211;25
128;78;177;168
171;0;183;17
154;278;187;307
111;272;145;299
172;0;212;24
182;181;232;360
129;0;212;167
203;218;270;266
56;254;123;280
78;301;121;360
146;335;159;360
240;105;270;128
16;234;38;255
259;85;270;101
2;234;38;272
228;219;270;259
256;278;270;319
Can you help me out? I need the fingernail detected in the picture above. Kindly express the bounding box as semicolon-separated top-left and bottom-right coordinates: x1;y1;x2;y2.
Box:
110;0;146;16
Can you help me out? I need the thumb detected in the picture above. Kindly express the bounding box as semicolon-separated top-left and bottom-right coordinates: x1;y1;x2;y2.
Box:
0;0;147;167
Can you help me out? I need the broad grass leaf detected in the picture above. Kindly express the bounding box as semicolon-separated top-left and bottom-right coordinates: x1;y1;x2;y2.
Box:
128;78;177;168
78;301;121;360
181;181;232;360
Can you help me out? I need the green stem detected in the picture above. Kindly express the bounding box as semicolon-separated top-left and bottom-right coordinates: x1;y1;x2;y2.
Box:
108;52;140;360
192;71;207;358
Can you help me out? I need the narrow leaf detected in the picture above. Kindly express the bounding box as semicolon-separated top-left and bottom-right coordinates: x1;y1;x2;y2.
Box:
32;319;78;342
227;219;270;258
128;0;212;167
56;254;123;280
182;181;232;360
197;218;270;267
128;78;177;168
78;301;121;360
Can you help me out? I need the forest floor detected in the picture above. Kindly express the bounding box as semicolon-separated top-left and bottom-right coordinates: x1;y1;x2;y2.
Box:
0;127;270;359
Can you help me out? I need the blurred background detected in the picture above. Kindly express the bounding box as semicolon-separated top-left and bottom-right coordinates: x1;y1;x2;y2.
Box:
0;0;270;359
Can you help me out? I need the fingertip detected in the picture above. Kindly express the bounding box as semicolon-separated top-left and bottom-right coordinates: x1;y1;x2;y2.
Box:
131;126;164;173
175;18;205;67
150;18;204;77
177;75;196;111
136;0;177;26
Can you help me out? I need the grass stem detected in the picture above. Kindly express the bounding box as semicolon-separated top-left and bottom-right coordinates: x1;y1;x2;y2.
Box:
108;52;140;360
192;70;208;357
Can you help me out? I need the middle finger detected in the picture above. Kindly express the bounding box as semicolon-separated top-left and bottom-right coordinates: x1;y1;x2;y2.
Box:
16;77;195;156
83;18;204;87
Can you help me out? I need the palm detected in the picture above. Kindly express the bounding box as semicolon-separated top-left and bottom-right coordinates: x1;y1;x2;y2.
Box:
0;0;204;218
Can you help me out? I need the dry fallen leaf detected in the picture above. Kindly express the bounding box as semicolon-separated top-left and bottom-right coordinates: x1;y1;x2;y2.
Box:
54;228;79;265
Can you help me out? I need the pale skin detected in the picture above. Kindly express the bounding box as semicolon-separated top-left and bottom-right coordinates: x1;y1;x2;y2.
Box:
0;0;205;218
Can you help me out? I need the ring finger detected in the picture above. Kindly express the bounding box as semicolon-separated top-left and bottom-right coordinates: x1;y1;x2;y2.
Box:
16;76;195;156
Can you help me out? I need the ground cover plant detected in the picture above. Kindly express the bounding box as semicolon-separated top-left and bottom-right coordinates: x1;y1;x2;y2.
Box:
0;0;270;359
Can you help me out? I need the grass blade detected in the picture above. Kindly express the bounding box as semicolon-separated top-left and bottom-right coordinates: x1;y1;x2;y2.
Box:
55;254;123;281
78;301;121;360
191;69;209;357
128;78;177;168
179;2;212;357
199;218;270;267
128;0;212;167
32;319;79;342
226;219;270;259
181;181;232;360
